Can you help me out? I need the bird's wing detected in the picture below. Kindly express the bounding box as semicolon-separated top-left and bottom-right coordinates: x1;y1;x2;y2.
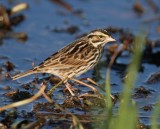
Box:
33;39;89;71
34;55;88;71
33;53;88;72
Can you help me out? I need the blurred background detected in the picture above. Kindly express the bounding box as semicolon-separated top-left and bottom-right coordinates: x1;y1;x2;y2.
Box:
0;0;160;128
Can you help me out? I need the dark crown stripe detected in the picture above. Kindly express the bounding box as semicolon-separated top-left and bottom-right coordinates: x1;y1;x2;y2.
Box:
91;29;111;36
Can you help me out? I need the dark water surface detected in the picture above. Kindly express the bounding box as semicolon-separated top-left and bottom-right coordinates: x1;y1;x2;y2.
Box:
0;0;160;128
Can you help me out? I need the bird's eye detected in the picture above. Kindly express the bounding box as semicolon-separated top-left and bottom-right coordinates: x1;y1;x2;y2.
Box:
99;35;104;38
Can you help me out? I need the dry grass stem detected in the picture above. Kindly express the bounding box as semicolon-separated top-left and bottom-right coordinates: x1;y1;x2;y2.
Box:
0;84;46;112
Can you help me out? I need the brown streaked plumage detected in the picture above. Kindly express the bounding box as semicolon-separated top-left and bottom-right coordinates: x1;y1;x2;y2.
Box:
12;29;116;95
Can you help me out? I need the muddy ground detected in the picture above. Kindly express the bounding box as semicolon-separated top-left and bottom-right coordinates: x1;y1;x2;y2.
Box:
0;0;160;129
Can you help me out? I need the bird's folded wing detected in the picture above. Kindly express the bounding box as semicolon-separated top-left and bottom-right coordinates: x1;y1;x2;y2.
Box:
34;57;88;71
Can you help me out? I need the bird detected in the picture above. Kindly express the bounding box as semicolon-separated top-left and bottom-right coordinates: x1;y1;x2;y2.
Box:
12;29;116;96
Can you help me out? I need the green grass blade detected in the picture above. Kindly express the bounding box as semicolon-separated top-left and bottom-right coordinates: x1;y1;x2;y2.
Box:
115;33;146;129
151;98;160;129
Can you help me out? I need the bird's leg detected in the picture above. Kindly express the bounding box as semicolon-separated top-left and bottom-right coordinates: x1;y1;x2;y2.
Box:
79;77;98;86
70;78;99;94
64;82;75;96
84;78;115;100
71;78;115;100
47;77;68;95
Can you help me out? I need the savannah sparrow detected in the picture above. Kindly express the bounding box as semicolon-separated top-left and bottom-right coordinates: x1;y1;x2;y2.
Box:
12;29;116;96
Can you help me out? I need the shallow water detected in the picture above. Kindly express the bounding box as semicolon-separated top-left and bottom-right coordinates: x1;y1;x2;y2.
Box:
0;0;160;128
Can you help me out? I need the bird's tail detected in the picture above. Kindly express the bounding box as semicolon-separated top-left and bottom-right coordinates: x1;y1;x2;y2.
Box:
12;70;35;80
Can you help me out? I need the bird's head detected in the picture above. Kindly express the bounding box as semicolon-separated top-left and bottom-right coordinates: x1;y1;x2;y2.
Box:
87;29;116;47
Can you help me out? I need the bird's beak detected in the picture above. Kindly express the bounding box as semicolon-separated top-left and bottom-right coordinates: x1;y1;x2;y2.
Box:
108;37;116;42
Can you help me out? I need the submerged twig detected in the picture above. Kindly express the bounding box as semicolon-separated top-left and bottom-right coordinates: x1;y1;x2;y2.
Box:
108;44;126;67
50;0;73;12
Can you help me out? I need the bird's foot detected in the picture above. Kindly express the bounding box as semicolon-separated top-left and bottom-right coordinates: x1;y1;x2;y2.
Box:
64;82;80;96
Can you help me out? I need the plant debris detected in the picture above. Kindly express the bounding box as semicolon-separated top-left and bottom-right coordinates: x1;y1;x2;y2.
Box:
133;86;154;98
133;2;144;15
0;3;28;41
52;25;79;34
4;61;15;72
146;71;160;84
